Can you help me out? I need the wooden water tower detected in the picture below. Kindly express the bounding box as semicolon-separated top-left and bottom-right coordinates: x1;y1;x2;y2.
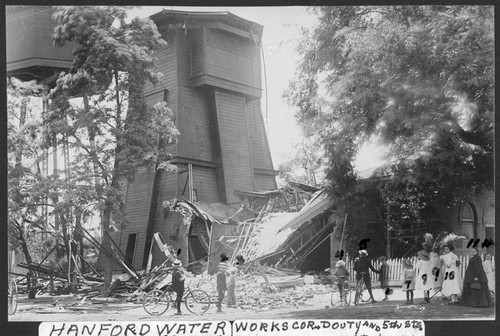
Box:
119;10;278;270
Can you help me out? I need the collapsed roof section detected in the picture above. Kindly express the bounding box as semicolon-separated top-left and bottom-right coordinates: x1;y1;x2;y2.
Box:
170;183;336;274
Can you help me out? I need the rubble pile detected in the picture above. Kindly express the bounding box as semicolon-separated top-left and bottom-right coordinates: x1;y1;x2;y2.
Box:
227;272;331;311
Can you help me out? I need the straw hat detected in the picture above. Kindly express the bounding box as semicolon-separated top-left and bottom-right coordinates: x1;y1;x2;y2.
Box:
359;249;368;256
173;259;182;267
335;260;346;267
218;262;228;271
403;258;413;268
417;250;430;261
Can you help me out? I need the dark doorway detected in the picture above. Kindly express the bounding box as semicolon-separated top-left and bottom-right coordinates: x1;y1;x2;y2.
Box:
125;233;138;266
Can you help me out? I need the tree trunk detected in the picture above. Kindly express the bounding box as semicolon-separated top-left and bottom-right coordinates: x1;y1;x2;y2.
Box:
101;187;117;297
17;223;36;298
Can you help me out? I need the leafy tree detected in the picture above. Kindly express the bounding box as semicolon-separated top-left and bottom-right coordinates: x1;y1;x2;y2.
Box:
278;137;326;187
285;6;494;215
7;77;45;267
50;6;179;295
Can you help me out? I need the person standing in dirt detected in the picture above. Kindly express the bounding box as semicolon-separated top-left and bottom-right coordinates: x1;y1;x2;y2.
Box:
462;247;492;307
226;262;238;308
334;260;350;305
171;259;185;315
401;258;416;304
378;256;391;301
482;253;495;293
216;254;229;312
429;247;443;291
440;244;462;304
353;250;379;303
415;250;433;303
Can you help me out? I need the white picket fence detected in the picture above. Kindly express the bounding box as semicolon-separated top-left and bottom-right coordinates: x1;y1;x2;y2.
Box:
344;254;494;286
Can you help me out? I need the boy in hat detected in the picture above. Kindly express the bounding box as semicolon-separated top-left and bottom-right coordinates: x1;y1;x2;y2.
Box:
353;249;379;303
378;256;391;301
334;260;350;305
171;259;185;315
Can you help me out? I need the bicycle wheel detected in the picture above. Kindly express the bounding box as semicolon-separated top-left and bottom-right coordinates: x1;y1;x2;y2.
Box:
359;281;371;303
8;279;18;315
184;289;211;315
330;286;338;306
143;290;171;316
342;281;352;306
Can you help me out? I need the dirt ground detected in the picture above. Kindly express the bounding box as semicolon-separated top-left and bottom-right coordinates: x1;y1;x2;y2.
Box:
9;288;494;322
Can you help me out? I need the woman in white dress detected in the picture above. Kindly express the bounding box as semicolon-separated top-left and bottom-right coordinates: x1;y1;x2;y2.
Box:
415;250;433;302
482;253;495;293
429;248;443;291
440;244;462;304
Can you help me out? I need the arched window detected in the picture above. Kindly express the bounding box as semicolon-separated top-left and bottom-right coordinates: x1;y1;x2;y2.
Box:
483;198;495;241
460;202;477;239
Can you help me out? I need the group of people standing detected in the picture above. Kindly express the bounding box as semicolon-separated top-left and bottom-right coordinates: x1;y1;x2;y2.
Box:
216;253;243;312
410;244;493;307
339;245;494;307
167;252;243;315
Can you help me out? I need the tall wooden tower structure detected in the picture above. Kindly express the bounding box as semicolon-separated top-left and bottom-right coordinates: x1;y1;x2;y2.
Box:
118;10;278;270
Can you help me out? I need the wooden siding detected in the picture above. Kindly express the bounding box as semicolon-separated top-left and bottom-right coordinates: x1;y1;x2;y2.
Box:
253;174;278;192
245;99;275;172
144;42;179;157
6;6;75;72
190;28;261;97
214;90;254;202
191;75;262;98
119;165;156;270
33;8;75;61
6;7;35;66
203;29;261;89
193;166;220;203
189;29;206;77
171;163;219;203
175;31;215;162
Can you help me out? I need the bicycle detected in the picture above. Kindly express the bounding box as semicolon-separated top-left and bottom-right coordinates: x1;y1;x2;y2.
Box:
330;276;353;306
354;272;371;305
143;284;211;316
8;276;18;315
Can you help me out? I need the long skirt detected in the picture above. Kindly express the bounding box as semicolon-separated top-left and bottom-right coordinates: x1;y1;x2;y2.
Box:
442;265;461;296
461;282;492;307
485;271;495;292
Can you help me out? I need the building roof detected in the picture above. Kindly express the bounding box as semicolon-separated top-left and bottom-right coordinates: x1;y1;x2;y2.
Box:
277;189;335;233
150;9;263;40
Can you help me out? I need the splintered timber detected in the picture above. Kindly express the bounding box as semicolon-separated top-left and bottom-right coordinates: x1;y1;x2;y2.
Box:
40;320;425;336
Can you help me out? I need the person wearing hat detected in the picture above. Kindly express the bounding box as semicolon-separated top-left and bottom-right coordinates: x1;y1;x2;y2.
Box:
377;256;391;301
440;244;462;304
401;258;416;304
353;249;379;303
415;250;433;303
216;254;229;312
171;259;185;315
462;247;492;307
334;260;350;305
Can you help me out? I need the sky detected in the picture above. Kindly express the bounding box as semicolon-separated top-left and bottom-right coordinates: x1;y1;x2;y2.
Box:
129;6;386;173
